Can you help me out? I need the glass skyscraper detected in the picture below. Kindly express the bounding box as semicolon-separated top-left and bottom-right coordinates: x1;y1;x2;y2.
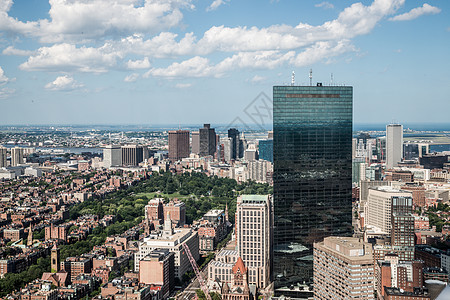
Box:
273;85;353;290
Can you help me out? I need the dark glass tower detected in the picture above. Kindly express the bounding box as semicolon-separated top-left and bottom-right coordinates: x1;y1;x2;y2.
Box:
273;85;353;289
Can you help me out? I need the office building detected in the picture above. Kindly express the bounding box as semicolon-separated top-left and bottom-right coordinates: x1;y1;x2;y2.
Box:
168;130;190;161
103;145;122;168
11;147;24;166
134;219;198;279
191;131;200;154
121;145;144;166
139;249;174;298
367;186;415;261
222;137;233;162
386;124;403;169
258;139;273;163
273;85;353;287
0;146;7;167
314;237;374;300
235;195;272;289
228;128;240;160
199;124;216;157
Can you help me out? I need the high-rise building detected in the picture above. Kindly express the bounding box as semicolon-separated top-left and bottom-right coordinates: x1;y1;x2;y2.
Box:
258;139;273;163
199;124;216;157
386;124;403;169
222;137;233;162
11;147;24;166
273;85;353;287
121;145;144;166
228;128;240;160
0;146;7;167
367;186;415;261
103;145;122;168
191;131;200;154
235;195;273;289
314;237;374;300
168;130;190;161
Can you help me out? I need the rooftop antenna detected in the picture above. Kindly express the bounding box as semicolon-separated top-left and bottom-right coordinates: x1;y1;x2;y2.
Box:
291;71;295;86
331;73;334;86
309;69;313;86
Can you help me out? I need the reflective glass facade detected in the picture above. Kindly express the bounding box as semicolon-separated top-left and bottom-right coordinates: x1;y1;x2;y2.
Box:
273;86;353;288
259;139;273;163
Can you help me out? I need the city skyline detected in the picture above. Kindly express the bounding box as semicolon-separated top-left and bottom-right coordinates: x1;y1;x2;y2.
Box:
0;0;449;125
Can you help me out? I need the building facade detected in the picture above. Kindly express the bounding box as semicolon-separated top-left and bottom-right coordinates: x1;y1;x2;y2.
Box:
273;85;353;287
386;124;403;169
199;124;216;157
168;130;190;161
235;195;272;289
314;237;374;300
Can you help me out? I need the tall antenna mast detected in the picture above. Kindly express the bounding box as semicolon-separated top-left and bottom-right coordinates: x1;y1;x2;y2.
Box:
291;71;295;86
309;69;313;86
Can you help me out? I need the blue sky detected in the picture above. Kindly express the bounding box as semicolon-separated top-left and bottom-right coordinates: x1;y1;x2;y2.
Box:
0;0;449;126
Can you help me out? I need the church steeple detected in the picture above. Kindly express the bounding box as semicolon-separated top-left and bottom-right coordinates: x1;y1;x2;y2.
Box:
225;202;229;223
27;225;33;247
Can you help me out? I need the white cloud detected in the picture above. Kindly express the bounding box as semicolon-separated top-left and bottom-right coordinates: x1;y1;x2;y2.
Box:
0;66;13;85
207;0;227;12
126;57;151;69
0;0;194;43
2;46;35;56
0;87;15;99
124;73;139;82
175;83;192;88
292;40;356;67
250;75;266;83
20;43;123;73
146;56;216;78
45;75;84;91
389;3;441;21
315;2;334;9
11;0;419;77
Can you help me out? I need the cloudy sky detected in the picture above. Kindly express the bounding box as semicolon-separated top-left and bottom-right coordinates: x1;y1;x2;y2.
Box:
0;0;448;126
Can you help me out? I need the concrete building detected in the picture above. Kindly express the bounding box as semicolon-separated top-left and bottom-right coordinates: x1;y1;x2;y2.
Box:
121;145;144;166
61;257;91;283
235;195;272;289
103;145;122;168
11;147;24;166
222;137;233;162
134;216;198;279
199;124;216;157
246;160;272;183
0;146;7;167
168;130;190;161
139;249;174;298
314;236;374;300
191;131;200;154
366;186;412;235
163;200;186;227
386;124;403;169
366;186;414;261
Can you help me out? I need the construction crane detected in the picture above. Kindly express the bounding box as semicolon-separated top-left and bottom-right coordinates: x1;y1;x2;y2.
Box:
182;243;211;300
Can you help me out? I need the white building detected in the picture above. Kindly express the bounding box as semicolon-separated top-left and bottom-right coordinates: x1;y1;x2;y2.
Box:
11;147;24;167
235;195;272;289
134;215;199;279
365;186;412;235
386;124;403;169
103;145;122;168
